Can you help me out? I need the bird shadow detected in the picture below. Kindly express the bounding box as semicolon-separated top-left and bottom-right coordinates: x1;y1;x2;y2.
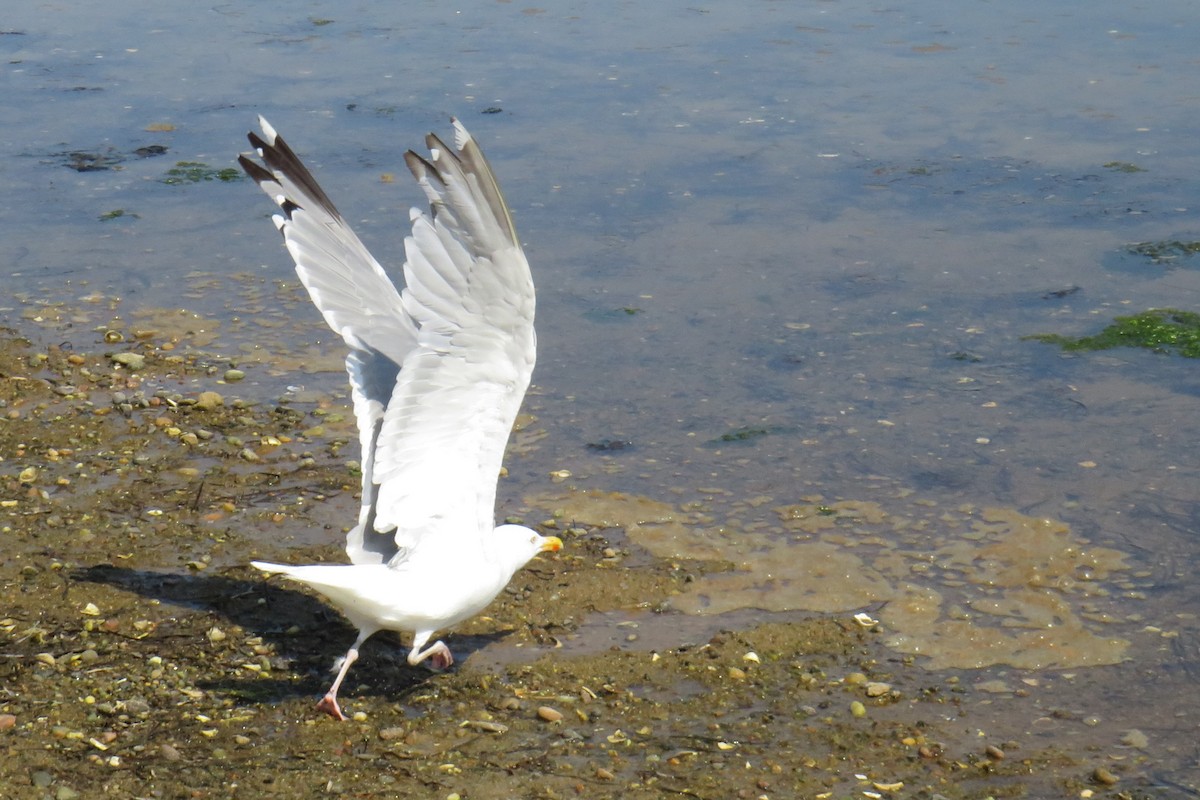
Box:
70;564;512;710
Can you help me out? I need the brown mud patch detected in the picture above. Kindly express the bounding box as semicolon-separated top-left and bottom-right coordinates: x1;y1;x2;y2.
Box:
0;330;1157;798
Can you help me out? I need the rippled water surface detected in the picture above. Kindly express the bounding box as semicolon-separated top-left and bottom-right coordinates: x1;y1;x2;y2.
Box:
4;0;1200;789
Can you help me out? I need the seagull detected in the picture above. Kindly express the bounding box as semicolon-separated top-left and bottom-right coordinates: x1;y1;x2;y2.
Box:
238;116;561;721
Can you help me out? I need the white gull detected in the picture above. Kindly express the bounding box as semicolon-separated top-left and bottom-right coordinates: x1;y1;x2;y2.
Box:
238;117;560;720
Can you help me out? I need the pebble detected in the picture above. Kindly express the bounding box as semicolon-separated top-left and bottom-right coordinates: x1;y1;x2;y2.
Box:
537;706;563;723
195;390;224;410
865;682;891;697
159;743;182;761
1120;729;1149;749
56;786;80;800
1093;767;1119;786
111;352;145;370
986;744;1005;760
223;369;245;382
0;713;16;730
125;697;150;715
849;701;867;718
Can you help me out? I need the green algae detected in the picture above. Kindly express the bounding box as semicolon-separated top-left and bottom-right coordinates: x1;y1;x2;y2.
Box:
1025;308;1200;358
714;425;772;444
1102;161;1146;173
162;161;244;185
1125;240;1200;265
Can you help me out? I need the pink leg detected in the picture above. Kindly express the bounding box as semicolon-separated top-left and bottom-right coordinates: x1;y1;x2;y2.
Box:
316;630;371;721
408;634;454;672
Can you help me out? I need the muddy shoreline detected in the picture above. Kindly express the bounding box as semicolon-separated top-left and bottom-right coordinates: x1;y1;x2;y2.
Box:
0;329;1152;798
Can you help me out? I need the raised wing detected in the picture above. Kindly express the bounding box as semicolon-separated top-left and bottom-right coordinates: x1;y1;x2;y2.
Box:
375;120;536;557
238;117;417;366
240;118;535;566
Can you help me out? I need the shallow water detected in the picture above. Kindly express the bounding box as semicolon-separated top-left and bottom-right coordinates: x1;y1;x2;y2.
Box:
4;0;1200;790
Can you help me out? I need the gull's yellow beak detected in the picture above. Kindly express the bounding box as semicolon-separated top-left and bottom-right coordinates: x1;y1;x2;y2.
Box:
541;536;563;553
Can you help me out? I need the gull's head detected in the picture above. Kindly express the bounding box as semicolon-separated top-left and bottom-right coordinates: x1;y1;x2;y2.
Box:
493;524;562;571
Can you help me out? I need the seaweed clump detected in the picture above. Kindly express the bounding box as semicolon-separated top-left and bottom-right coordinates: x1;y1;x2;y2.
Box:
1025;308;1200;358
161;161;243;185
1125;240;1200;265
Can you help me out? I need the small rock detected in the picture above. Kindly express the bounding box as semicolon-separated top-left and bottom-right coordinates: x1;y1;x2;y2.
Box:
56;787;81;800
865;682;891;697
223;369;245;382
195;390;224;410
1093;767;1119;786
159;743;182;761
537;706;563;723
124;697;150;715
0;713;16;730
461;720;508;734
111;352;146;370
849;701;867;718
986;744;1005;760
378;726;407;741
1120;729;1149;749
